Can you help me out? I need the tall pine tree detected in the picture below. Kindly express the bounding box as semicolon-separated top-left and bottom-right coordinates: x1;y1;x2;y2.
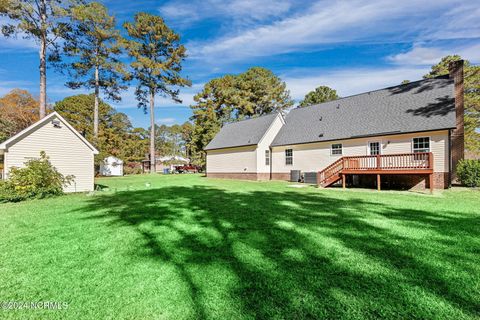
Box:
57;2;128;140
123;13;190;173
0;0;79;118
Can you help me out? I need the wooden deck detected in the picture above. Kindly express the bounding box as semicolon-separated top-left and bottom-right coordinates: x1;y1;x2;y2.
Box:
317;152;434;192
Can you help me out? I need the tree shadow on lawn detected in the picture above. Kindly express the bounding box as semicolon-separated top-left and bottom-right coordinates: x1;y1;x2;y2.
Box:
78;186;479;319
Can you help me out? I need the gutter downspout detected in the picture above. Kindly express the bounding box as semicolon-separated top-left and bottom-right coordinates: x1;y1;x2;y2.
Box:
448;129;452;188
269;147;272;180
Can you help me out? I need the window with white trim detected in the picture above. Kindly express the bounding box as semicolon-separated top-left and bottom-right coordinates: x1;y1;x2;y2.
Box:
265;150;270;166
412;137;430;153
331;143;343;156
285;149;293;165
368;142;381;155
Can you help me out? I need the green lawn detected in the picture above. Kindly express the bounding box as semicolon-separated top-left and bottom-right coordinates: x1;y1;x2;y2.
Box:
0;174;479;319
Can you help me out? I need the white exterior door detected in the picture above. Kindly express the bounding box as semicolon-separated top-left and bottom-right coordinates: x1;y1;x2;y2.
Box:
367;141;381;168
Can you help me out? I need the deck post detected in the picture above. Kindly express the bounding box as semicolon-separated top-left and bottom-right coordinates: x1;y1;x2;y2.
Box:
342;174;346;189
377;174;381;191
429;174;434;194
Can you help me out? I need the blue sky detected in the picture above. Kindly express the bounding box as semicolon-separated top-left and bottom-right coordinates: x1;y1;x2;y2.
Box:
1;0;479;129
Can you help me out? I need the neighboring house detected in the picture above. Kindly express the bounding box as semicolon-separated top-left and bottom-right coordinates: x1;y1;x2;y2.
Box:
0;112;99;192
204;61;465;190
100;156;124;176
142;155;190;173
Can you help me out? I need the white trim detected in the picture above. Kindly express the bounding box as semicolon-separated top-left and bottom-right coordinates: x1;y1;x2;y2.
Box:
367;140;382;155
265;149;270;166
0;112;99;154
0;152;4;180
411;136;431;153
257;112;284;147
285;148;293;165
330;143;343;156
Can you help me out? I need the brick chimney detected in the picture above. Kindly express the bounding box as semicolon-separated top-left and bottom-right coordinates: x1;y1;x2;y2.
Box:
449;60;464;183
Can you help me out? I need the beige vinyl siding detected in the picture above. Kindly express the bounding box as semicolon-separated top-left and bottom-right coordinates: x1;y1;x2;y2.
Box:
4;116;95;192
256;115;285;173
206;145;257;173
271;130;449;173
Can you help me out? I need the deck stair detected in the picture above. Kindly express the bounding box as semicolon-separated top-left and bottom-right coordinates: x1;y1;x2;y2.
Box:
317;158;344;187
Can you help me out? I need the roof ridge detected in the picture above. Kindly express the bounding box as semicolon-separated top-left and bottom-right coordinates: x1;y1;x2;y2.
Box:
223;112;278;126
290;76;452;113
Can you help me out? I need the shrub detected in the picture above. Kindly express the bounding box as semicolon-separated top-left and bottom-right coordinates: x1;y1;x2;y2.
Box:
0;180;24;202
124;162;143;175
456;159;480;187
0;151;74;202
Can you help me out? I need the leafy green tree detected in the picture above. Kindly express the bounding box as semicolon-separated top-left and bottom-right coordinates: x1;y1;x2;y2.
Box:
121;127;149;163
181;121;193;159
54;94;148;162
0;0;79;118
54;94;113;139
424;55;480;155
189;105;220;166
56;2;128;139
123;13;191;173
189;67;293;165
155;124;174;156
424;55;471;78
401;80;410;85
299;85;339;108
235;67;294;116
155;123;190;158
191;75;237;124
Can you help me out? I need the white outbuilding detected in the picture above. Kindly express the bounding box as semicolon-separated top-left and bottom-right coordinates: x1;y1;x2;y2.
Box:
100;156;124;176
0;112;99;192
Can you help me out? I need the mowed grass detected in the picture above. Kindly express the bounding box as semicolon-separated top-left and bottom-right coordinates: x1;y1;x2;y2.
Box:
0;174;479;319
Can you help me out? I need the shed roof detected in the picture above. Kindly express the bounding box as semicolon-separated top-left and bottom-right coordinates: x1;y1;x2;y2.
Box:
271;77;456;147
205;113;280;151
0;112;99;154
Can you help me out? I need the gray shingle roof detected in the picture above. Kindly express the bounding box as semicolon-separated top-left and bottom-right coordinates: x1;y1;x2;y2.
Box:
271;77;456;147
205;113;279;150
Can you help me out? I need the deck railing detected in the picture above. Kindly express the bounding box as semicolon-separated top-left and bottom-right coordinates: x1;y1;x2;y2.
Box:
342;152;433;171
317;152;433;186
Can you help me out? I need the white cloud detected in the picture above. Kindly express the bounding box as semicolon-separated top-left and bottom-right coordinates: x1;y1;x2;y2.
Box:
420;2;480;40
189;0;478;62
156;117;176;124
111;83;204;110
388;43;480;66
159;0;292;26
0;17;38;51
0;36;37;51
0;80;35;96
283;66;430;101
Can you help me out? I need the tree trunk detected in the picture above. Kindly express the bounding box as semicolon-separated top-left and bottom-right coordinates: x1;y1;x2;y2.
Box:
39;0;47;119
94;65;99;139
150;90;156;174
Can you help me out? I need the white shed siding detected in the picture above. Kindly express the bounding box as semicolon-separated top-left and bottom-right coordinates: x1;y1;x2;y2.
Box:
4;116;95;192
100;156;123;176
256;115;284;173
271;130;449;174
206;145;257;173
